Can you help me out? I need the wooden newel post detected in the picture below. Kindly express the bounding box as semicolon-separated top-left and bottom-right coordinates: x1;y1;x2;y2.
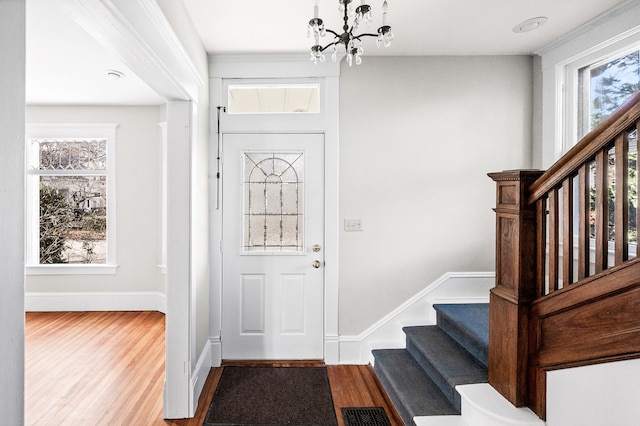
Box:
487;170;543;407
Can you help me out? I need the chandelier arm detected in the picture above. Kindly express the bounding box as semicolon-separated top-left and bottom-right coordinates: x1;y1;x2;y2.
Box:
318;40;342;52
324;28;341;38
352;33;379;40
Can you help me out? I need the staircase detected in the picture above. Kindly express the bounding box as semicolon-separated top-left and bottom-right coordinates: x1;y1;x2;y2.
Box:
373;303;489;425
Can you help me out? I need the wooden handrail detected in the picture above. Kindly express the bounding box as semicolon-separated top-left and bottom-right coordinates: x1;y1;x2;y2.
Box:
530;91;640;203
489;91;640;420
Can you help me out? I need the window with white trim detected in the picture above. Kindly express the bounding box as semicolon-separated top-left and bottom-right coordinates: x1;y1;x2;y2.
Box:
577;48;640;139
562;36;640;151
26;124;117;274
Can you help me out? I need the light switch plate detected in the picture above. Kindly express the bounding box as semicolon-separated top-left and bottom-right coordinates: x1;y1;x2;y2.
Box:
344;218;363;232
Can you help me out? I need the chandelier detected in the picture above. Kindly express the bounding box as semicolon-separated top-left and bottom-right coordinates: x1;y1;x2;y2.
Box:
308;0;394;66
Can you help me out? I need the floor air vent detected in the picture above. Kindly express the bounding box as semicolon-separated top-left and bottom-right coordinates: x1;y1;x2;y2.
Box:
341;407;391;426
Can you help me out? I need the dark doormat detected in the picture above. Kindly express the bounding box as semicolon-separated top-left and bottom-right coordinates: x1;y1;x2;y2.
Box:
341;407;391;426
203;366;338;426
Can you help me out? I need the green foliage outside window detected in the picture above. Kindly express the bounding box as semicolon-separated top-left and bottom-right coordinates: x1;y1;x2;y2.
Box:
39;183;73;264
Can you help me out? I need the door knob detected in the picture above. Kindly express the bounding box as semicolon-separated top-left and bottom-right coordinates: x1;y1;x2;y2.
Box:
312;260;321;268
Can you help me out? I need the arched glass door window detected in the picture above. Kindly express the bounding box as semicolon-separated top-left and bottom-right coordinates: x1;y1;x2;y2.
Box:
243;151;305;253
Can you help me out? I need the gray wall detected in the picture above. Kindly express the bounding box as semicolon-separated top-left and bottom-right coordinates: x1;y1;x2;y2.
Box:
338;56;533;335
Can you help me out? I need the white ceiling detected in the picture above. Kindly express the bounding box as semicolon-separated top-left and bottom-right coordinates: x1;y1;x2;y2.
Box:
26;0;626;105
182;0;624;56
25;0;165;105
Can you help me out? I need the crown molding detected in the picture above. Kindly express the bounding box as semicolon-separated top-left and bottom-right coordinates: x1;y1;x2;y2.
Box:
534;0;640;57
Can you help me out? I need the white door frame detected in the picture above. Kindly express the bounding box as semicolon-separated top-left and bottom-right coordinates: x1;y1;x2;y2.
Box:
209;54;341;364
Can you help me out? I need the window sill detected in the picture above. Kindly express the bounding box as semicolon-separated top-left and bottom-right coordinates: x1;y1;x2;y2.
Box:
26;264;119;276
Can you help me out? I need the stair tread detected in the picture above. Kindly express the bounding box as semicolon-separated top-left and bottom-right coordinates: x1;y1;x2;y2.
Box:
434;303;489;348
404;326;487;386
373;348;459;424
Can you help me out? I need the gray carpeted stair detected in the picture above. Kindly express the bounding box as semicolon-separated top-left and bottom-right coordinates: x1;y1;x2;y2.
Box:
434;303;489;368
373;349;458;425
373;303;489;426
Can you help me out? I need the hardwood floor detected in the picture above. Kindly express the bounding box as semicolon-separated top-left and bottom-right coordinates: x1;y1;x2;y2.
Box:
26;311;402;425
26;311;165;425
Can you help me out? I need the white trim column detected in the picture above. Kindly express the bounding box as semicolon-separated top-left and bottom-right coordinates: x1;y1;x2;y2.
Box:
164;100;193;418
0;0;26;421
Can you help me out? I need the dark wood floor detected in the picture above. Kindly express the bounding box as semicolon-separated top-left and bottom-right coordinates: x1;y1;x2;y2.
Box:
26;311;402;425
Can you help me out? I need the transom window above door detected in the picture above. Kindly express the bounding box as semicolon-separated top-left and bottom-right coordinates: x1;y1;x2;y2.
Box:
227;84;320;114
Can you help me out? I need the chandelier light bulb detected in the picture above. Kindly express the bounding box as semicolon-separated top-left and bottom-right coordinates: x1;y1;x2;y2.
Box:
382;0;389;26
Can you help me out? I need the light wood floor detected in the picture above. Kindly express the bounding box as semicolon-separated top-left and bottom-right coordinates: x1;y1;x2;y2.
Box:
26;311;402;425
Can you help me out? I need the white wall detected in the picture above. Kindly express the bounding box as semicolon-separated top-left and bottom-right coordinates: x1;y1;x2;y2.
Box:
0;0;26;422
339;56;533;335
25;106;165;298
547;358;640;426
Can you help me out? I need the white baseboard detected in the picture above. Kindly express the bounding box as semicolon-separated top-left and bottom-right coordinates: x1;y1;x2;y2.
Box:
325;334;340;365
338;272;494;365
25;291;166;313
190;341;212;416
210;336;222;367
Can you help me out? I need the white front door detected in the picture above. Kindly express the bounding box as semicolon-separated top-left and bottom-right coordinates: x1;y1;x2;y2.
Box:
222;133;325;360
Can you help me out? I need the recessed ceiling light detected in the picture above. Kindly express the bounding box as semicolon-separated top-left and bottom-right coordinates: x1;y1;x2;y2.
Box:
105;69;125;80
513;17;548;33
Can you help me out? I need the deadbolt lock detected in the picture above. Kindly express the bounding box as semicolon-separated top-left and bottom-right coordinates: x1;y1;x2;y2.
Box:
312;244;321;252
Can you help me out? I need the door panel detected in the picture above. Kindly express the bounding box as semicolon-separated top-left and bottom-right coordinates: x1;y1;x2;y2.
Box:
222;133;324;360
240;274;265;333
